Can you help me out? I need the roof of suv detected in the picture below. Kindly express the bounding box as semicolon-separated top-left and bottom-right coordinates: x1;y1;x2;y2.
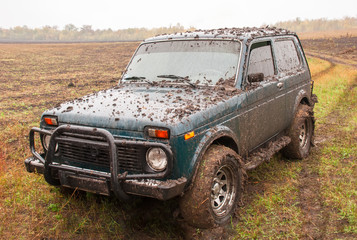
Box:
144;27;295;42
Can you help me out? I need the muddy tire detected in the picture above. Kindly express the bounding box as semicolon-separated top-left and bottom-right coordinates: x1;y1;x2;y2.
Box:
179;145;243;228
283;104;314;159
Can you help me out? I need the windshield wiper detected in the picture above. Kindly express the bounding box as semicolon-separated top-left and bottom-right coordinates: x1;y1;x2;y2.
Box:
157;75;196;88
123;76;153;85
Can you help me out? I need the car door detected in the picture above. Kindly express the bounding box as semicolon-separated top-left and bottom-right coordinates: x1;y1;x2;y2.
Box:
240;40;288;153
272;37;311;125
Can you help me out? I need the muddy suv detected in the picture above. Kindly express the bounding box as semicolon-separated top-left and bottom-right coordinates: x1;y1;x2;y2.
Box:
25;27;316;228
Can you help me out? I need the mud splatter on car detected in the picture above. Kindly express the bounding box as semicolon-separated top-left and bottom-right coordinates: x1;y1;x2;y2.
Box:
25;27;316;228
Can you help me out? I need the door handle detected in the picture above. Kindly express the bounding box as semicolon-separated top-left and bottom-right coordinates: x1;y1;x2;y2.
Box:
277;82;283;89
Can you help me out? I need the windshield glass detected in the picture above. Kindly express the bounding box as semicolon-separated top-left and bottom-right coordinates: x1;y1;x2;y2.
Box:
122;40;241;86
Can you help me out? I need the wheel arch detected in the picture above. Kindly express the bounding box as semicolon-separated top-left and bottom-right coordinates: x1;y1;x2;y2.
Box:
212;136;239;153
300;96;309;105
185;125;241;190
292;89;314;116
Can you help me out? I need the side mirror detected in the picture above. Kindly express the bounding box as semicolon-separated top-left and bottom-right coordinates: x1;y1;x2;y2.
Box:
248;73;264;83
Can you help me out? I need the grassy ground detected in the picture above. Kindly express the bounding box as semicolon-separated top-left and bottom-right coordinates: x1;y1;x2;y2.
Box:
0;43;356;239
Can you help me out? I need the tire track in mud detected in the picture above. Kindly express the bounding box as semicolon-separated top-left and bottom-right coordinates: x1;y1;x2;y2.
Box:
305;52;357;69
309;58;336;80
298;158;329;239
297;55;335;239
297;56;356;239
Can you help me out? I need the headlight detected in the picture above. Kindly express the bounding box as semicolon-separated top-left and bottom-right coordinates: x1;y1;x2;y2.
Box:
146;147;168;172
42;134;58;152
42;134;51;150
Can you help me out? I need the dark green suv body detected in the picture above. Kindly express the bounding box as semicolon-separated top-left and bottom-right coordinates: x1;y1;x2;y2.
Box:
25;27;316;228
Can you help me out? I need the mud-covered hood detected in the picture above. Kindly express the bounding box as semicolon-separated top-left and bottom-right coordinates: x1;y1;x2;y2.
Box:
43;84;244;136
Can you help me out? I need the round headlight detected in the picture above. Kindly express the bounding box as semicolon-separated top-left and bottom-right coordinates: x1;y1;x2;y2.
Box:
42;134;58;152
42;134;51;151
146;147;168;172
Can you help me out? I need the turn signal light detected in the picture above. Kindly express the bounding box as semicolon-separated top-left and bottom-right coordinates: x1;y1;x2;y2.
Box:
44;117;58;126
184;131;195;140
148;128;169;139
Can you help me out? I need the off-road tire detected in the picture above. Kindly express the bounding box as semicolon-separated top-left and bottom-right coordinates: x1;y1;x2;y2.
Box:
179;145;243;228
283;104;314;159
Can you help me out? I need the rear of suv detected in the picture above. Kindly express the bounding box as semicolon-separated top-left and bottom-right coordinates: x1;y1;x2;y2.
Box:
25;27;316;228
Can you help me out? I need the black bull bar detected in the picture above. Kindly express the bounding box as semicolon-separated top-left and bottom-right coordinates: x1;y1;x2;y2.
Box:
25;125;186;200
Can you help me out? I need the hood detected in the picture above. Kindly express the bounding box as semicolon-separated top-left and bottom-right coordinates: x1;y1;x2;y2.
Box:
43;84;244;136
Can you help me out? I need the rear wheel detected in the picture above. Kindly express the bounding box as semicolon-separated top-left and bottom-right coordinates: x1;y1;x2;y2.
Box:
283;104;314;159
179;145;243;228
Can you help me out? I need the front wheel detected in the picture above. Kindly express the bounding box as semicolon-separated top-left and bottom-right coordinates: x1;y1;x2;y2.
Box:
283;104;314;159
179;145;244;228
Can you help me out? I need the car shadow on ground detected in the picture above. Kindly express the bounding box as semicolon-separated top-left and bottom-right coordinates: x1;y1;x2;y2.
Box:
59;185;239;239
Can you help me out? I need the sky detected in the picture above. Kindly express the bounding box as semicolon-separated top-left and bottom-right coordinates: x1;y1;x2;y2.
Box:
0;0;356;30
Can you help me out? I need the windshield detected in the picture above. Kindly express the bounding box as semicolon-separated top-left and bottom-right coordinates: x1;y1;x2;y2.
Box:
122;40;241;86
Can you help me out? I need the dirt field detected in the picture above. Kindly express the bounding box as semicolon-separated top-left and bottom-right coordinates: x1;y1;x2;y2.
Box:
0;36;356;239
301;34;357;67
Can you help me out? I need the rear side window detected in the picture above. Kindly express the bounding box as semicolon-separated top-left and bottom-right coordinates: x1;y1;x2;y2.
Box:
274;40;300;72
247;41;275;79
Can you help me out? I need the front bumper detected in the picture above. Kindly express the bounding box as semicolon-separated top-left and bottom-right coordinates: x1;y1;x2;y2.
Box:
25;125;186;200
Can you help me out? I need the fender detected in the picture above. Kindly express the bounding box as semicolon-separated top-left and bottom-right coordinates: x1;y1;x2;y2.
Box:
292;89;311;116
185;125;240;189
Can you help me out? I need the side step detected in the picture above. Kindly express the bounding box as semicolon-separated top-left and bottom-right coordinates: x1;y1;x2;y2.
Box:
244;136;291;170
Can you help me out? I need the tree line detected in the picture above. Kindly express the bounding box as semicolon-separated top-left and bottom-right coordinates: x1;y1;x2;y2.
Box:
1;17;356;42
0;23;193;42
273;17;357;33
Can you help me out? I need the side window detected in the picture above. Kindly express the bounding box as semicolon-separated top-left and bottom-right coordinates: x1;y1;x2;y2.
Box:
247;41;275;80
274;40;301;72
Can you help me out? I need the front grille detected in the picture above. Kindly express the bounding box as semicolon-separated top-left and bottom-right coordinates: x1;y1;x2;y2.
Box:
58;140;144;173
